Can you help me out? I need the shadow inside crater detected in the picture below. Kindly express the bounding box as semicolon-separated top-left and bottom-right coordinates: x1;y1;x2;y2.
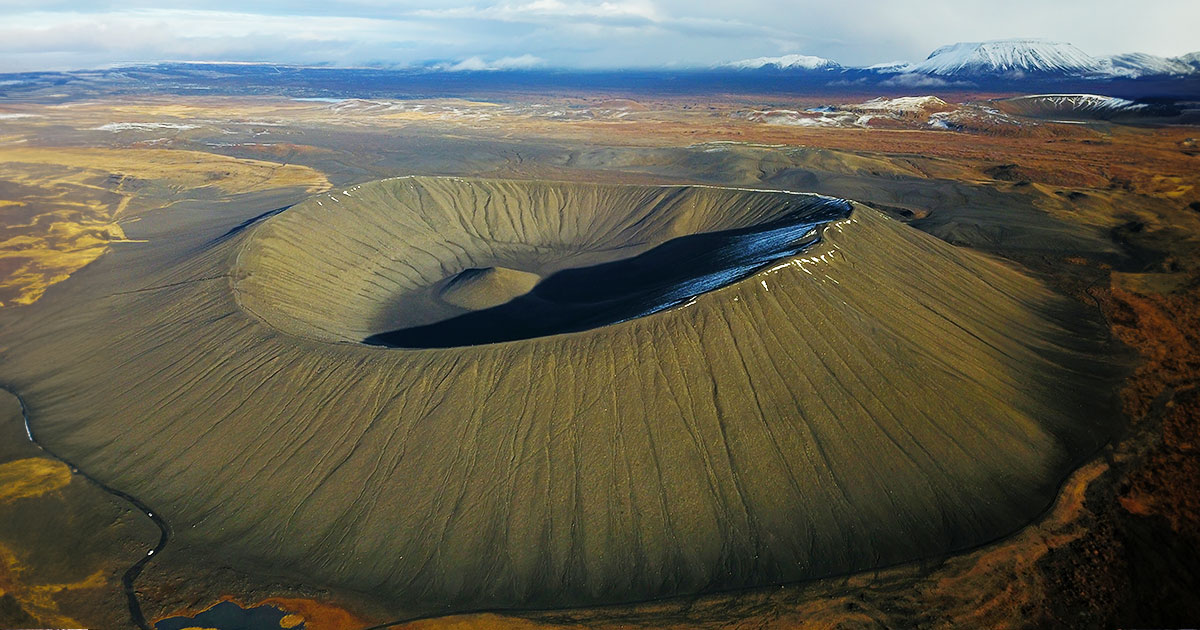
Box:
365;198;851;348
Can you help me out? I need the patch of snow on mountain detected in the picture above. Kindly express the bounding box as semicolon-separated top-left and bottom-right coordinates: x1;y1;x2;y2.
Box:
928;116;956;130
1009;94;1146;113
863;61;914;73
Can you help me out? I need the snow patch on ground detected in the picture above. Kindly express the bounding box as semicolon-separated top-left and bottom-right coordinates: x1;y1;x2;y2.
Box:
855;96;948;112
91;122;200;131
737;96;1024;133
736;109;860;128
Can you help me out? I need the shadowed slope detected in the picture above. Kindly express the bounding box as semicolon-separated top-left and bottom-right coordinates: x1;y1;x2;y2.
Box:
0;177;1117;616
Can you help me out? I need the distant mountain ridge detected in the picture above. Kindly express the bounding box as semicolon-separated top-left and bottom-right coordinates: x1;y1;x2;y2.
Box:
722;54;841;71
2;40;1198;104
726;38;1200;80
1103;52;1196;78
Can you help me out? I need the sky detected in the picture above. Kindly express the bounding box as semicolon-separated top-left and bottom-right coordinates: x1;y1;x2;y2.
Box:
0;0;1197;72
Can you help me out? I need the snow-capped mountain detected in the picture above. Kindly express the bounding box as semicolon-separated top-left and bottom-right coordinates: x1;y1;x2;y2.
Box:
723;54;841;71
876;39;1200;80
908;39;1104;76
1101;52;1196;78
719;40;1199;83
1175;52;1200;71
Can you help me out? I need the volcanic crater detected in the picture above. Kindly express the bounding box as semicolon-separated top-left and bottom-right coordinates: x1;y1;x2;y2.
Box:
3;176;1120;616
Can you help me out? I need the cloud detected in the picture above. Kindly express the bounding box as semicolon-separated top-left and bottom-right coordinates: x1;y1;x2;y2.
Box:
879;73;954;88
0;1;1197;72
0;9;449;69
413;1;662;24
438;54;544;71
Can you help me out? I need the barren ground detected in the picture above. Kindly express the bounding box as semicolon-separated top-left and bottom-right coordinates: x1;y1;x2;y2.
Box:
0;91;1196;629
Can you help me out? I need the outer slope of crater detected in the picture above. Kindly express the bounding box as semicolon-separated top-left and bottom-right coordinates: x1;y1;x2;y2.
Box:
0;177;1118;616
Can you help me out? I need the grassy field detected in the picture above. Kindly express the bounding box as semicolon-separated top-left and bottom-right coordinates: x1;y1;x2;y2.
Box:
0;146;328;306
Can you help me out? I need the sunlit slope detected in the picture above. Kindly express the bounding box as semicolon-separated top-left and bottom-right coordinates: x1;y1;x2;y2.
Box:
0;177;1115;614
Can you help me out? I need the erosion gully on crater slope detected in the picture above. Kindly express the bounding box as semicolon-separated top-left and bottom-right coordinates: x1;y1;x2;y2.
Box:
0;176;1121;619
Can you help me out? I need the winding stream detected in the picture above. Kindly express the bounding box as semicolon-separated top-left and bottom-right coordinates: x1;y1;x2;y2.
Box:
2;385;169;630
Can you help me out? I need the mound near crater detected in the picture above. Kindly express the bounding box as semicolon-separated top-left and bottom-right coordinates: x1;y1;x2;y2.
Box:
2;176;1118;616
438;266;541;311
